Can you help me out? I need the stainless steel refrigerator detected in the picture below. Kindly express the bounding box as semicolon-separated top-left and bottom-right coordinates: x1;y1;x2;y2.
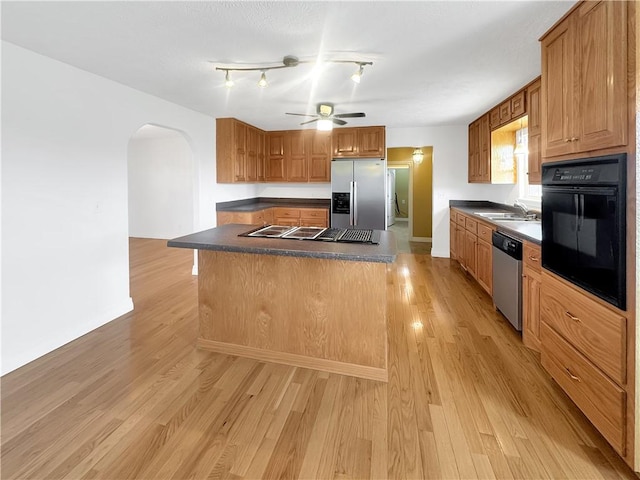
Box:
331;158;387;230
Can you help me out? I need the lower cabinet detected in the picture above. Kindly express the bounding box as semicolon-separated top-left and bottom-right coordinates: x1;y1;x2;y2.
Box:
219;207;328;228
540;271;628;457
522;241;542;352
450;208;494;296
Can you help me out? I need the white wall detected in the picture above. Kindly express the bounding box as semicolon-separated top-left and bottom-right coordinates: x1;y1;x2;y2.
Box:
128;129;194;239
1;42;258;375
387;126;518;257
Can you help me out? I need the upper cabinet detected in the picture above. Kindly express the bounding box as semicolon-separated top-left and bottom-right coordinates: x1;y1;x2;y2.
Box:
527;79;542;184
218;121;383;184
332;126;386;158
468;78;539;184
265;130;332;183
217;118;263;183
541;1;627;158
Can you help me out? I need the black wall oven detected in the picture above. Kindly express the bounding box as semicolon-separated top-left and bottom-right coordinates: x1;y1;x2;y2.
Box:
541;154;626;310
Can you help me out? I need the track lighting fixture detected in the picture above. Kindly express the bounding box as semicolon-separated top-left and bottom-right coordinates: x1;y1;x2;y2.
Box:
215;55;372;88
257;71;268;88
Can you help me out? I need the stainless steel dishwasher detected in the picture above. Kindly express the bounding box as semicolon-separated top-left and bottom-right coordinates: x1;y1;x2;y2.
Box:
492;231;523;331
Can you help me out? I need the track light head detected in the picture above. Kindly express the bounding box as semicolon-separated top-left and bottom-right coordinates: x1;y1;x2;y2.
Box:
258;71;268;88
224;70;234;88
351;64;365;84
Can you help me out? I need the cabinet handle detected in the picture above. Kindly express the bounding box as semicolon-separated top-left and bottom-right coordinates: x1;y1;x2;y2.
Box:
565;367;581;382
564;311;581;322
564;138;571;143
570;137;579;142
529;255;539;261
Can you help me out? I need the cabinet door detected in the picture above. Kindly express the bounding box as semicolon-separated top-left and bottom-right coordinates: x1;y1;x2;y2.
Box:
542;16;575;157
468;120;480;182
257;130;266;182
527;79;542;184
450;220;457;260
332;128;358;157
478;114;490;182
464;231;477;278
266;132;286;182
245;126;259;182
307;130;332;182
358;127;385;157
523;268;541;352
476;239;492;295
286;131;308;182
499;100;511;125
510;91;526;119
233;121;247;182
489;107;501;129
575;1;627;152
456;225;466;269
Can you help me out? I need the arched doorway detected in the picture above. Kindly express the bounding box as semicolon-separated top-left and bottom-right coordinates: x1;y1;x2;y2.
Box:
127;124;195;239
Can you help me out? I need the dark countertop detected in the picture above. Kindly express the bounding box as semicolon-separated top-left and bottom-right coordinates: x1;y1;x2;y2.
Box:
168;224;397;264
217;197;330;213
450;200;541;244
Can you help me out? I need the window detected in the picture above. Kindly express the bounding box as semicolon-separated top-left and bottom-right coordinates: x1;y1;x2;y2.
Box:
515;127;541;209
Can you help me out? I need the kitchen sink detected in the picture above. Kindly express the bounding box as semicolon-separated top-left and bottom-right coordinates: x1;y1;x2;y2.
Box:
473;212;538;222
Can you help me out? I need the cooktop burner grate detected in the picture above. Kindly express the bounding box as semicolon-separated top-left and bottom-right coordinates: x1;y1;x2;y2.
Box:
339;229;373;243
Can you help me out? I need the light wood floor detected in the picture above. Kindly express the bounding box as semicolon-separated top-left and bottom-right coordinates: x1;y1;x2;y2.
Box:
1;238;637;479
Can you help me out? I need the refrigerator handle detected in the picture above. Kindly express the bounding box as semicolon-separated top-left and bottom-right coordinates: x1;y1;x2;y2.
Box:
353;181;358;226
349;181;355;226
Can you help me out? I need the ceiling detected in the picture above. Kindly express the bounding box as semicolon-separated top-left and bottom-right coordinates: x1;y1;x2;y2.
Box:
1;1;572;131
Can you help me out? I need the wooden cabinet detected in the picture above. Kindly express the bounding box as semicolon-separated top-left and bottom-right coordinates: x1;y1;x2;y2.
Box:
332;126;386;158
522;242;541;351
286;131;308;182
449;220;457;260
464;231;477;278
540;270;629;456
217;210;270;227
541;1;627;158
468;114;490;183
510;90;526;119
245;126;264;182
273;207;328;227
527;78;542;184
266;130;332;183
216;118;256;183
475;222;494;295
306;130;332;182
266;132;286;182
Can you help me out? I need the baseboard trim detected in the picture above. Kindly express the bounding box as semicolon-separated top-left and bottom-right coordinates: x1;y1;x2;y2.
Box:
197;338;388;382
1;297;134;376
410;236;432;242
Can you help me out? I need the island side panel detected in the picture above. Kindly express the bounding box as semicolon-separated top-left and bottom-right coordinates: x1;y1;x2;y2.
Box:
197;250;388;380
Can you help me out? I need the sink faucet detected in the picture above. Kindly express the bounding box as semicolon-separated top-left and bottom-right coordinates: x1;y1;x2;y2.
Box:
514;200;535;218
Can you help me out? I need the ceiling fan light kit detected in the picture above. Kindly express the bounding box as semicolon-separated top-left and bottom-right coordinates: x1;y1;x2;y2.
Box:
285;102;366;131
216;54;372;89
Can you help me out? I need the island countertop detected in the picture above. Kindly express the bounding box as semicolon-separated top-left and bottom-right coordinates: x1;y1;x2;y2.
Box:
168;224;397;264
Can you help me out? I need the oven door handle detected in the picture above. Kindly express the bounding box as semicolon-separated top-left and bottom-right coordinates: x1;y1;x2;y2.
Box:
579;193;585;229
574;194;580;231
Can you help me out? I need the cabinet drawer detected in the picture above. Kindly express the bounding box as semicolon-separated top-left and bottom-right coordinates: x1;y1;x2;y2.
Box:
464;217;478;235
477;222;494;243
540;272;626;384
523;242;541;272
272;207;300;219
299;208;328;220
455;211;466;226
541;323;626;454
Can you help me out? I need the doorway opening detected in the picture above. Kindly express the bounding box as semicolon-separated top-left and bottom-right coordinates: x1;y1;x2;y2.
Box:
387;146;433;254
127;124;197;303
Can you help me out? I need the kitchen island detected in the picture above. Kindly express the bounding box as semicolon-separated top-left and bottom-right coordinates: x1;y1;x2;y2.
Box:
168;224;396;382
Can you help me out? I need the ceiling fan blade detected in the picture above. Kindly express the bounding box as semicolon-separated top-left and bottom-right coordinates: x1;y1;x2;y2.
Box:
286;113;318;118
332;118;348;126
334;112;366;118
300;118;319;125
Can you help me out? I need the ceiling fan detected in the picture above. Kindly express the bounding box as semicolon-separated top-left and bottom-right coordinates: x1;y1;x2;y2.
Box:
285;103;365;127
